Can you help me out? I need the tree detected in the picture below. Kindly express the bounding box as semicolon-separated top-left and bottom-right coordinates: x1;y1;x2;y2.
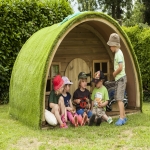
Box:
77;0;98;11
123;1;145;26
73;0;133;20
142;0;150;25
99;0;133;20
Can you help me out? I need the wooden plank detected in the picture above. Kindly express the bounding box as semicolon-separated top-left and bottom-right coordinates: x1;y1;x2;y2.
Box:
65;33;96;38
69;27;90;33
60;41;103;46
57;48;106;54
63;37;100;41
55;53;109;58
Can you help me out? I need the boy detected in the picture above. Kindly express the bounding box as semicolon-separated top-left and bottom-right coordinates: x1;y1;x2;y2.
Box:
73;72;92;125
107;33;127;126
89;71;113;126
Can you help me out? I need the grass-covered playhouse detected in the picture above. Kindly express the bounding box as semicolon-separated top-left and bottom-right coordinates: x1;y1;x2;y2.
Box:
9;12;142;129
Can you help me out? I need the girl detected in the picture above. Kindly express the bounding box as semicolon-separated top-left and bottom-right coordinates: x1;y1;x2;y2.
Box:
73;72;93;125
48;75;68;129
62;76;82;127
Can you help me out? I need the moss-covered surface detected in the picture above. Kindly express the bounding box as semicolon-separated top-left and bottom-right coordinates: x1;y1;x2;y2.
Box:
9;11;142;129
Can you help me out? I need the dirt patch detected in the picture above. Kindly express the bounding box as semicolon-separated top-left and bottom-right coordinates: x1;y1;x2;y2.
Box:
9;138;42;150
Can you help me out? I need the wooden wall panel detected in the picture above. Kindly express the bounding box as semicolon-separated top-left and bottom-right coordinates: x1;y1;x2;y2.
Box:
52;26;113;77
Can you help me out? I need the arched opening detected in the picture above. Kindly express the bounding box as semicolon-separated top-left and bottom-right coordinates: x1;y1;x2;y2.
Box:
44;20;141;127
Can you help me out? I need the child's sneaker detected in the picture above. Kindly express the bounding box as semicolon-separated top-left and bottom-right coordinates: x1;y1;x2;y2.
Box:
88;114;96;126
107;117;113;124
96;117;102;126
124;117;127;123
60;123;68;129
115;118;125;126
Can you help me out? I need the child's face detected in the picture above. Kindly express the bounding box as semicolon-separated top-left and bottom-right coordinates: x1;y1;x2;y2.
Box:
96;80;103;88
64;84;71;92
109;46;117;53
58;85;64;94
80;79;87;89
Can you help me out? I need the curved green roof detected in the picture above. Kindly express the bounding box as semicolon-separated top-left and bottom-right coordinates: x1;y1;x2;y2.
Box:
9;11;142;129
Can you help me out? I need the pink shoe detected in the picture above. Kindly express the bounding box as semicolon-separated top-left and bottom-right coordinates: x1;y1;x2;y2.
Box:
81;115;87;126
60;123;68;129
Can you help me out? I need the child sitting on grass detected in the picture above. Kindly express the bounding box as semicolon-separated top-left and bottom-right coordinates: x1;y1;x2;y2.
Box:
73;72;92;126
89;71;113;126
48;75;67;129
62;76;82;127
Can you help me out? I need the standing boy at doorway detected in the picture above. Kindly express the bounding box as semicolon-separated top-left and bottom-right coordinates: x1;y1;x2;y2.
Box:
107;33;127;126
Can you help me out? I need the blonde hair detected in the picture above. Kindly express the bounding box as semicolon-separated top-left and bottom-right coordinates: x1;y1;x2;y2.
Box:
78;78;87;88
55;89;61;95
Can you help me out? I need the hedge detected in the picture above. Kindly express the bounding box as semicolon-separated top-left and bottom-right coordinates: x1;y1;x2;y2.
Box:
123;25;150;100
0;0;73;103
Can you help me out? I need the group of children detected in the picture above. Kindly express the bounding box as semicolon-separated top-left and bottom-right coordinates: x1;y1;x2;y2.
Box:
48;33;127;128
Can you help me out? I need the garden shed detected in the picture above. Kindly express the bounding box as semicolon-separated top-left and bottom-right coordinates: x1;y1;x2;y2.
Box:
9;11;142;129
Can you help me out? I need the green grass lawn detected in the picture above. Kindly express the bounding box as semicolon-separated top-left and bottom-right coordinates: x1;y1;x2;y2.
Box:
0;102;150;150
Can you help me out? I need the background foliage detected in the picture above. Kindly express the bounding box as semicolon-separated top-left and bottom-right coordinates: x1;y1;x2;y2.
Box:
123;25;150;101
0;0;73;104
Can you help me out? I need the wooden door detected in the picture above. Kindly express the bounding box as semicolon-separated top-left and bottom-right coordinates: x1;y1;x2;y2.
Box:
65;58;90;97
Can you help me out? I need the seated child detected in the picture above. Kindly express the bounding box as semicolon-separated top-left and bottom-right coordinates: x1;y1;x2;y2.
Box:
89;71;113;126
62;76;82;127
73;72;92;125
48;75;68;129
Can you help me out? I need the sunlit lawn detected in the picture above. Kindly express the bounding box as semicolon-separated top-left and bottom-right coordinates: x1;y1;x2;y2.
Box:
0;102;150;150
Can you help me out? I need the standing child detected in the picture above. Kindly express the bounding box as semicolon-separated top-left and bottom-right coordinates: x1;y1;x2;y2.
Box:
73;72;92;126
89;71;113;126
62;76;80;127
107;33;127;126
48;75;68;129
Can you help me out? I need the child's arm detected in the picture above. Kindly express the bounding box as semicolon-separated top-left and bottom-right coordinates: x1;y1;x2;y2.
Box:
91;100;94;110
98;100;108;108
70;100;76;113
73;90;81;104
66;99;74;111
113;63;123;77
73;99;81;104
49;103;56;108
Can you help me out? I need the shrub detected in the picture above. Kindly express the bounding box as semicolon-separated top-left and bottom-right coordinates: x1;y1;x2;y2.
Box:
0;0;73;103
123;25;150;101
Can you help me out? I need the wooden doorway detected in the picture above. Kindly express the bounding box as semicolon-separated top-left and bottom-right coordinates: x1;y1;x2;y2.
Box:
65;58;91;97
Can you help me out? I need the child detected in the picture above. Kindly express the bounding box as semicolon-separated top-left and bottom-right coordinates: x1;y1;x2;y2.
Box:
89;71;113;126
62;76;81;127
48;75;68;129
73;72;92;125
107;33;127;126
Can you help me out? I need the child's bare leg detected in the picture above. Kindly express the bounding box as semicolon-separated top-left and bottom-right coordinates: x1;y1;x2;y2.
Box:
64;108;67;122
58;96;66;116
51;104;63;125
102;114;109;121
81;112;87;126
118;100;125;119
102;114;113;124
